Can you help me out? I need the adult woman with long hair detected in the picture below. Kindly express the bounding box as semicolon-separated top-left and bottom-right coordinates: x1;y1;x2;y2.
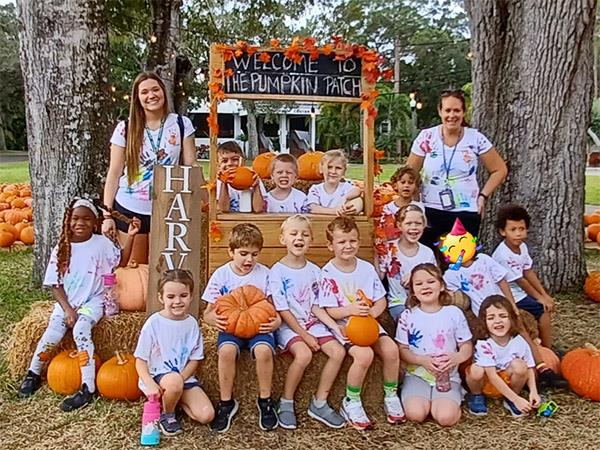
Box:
102;72;197;263
406;89;507;248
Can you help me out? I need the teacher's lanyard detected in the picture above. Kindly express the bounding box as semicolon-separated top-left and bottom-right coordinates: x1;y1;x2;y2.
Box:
441;129;462;185
145;119;165;156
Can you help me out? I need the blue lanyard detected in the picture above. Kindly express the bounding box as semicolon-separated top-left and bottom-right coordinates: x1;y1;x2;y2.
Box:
441;128;463;183
145;118;165;154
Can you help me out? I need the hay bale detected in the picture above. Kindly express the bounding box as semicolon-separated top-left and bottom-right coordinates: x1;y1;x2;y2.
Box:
5;301;145;378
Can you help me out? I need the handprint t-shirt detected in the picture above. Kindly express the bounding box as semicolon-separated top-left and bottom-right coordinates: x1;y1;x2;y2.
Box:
410;126;493;212
110;113;195;215
134;312;204;392
395;305;472;385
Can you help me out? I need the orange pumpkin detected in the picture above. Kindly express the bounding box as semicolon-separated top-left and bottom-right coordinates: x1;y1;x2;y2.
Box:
297;151;324;181
2;183;18;194
0;230;15;247
584;214;600;226
115;262;148;311
219;166;256;190
216;285;276;339
97;351;142;401
584;272;600;302
252;152;276;179
5;210;26;225
561;344;600;401
10;198;26;209
20;225;34;245
588;223;600;242
345;290;380;347
0;202;9;211
480;369;512;398
19;188;32;198
0;223;19;240
536;344;560;374
47;350;102;395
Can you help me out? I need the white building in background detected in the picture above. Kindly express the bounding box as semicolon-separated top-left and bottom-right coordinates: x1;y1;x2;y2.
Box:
189;99;319;159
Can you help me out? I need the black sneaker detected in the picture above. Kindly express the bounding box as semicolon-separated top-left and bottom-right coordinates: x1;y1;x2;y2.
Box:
210;399;239;433
538;368;568;390
18;370;41;399
159;412;183;436
257;397;278;431
60;384;94;412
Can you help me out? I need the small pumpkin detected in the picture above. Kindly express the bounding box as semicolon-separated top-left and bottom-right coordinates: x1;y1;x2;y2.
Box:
588;223;600;242
345;290;380;347
10;198;26;209
536;343;560;374
0;230;15;248
561;343;600;401
20;225;34;245
47;350;102;395
584;272;600;302
481;369;512;399
215;285;276;339
115;261;148;311
297;151;324;181
5;210;26;225
97;351;142;401
584;214;600;226
0;223;19;240
252;152;276;179
219;166;256;190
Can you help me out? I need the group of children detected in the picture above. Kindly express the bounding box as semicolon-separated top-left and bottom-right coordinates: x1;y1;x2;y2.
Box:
17;146;567;437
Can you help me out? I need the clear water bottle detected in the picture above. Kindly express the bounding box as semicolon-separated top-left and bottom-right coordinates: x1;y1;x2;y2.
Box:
140;394;161;446
433;354;451;392
102;273;119;317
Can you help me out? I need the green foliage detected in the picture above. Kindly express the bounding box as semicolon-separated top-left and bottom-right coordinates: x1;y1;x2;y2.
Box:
317;103;361;153
0;5;26;151
590;98;600;138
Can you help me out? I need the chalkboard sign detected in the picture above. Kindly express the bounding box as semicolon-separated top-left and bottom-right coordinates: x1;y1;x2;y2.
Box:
223;52;363;101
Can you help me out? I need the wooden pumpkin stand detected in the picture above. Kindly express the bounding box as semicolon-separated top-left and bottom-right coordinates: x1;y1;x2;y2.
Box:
4;40;541;416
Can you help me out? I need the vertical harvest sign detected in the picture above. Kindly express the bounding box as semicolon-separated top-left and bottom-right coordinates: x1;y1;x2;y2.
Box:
147;165;204;316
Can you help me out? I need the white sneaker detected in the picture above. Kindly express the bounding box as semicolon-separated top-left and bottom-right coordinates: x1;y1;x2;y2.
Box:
383;395;406;424
340;398;372;430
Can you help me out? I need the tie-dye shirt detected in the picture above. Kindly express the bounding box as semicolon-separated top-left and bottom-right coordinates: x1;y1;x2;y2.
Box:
395;305;472;385
265;188;308;213
443;254;508;316
306;180;355;209
134;312;204;392
43;234;121;309
318;258;386;332
411;126;493;212
201;261;270;303
269;261;332;348
491;241;533;302
474;335;535;370
110;113;195;215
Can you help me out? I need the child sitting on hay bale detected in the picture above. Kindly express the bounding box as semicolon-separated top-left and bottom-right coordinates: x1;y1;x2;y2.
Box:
270;215;346;429
134;269;214;436
202;223;281;432
18;198;140;411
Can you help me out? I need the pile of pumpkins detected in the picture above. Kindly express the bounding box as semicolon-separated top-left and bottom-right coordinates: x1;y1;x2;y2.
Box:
584;211;600;244
0;183;34;248
47;349;141;401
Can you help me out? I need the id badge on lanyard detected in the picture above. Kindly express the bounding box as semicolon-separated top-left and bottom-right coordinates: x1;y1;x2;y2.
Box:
439;188;455;210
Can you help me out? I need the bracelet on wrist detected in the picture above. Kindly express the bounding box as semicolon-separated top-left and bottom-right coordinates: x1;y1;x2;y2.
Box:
478;192;489;201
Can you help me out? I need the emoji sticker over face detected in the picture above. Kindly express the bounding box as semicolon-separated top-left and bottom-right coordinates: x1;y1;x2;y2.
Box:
437;218;481;270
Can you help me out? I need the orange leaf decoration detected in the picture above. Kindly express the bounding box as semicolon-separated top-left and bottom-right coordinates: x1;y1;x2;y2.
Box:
303;37;317;52
223;49;234;61
382;68;394;81
202;180;216;192
321;44;334;56
259;52;271;63
235;40;248;52
213;68;223;79
309;50;320;61
247;46;258;56
374;150;385;160
270;38;280;48
209;221;223;243
224;68;234;77
234;49;243;57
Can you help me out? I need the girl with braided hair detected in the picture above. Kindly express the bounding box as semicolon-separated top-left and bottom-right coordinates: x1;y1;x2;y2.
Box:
18;199;140;411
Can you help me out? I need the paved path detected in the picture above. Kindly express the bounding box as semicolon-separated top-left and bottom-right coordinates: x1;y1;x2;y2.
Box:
0;152;28;163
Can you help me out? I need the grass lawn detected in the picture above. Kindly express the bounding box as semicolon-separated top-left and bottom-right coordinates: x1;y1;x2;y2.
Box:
0;161;29;184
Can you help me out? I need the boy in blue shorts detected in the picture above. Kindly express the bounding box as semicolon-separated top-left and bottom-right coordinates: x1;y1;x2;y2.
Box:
492;205;555;349
202;223;281;432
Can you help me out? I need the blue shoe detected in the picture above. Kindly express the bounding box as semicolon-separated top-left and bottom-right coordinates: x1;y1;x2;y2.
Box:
466;393;487;416
503;399;525;418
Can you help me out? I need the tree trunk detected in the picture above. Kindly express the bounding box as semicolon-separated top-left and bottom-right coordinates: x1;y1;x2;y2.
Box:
147;0;181;111
465;0;596;292
17;0;110;285
244;100;259;159
0;108;7;151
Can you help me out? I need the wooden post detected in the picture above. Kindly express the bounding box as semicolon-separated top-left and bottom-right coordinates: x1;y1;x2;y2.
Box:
147;165;205;316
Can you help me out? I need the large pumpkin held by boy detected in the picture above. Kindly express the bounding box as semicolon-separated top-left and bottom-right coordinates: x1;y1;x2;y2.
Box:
215;285;276;339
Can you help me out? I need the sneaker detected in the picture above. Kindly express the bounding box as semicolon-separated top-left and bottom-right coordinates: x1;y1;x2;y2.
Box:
18;370;41;399
538;368;568;390
503;399;526;418
307;399;346;429
466;393;488;416
60;384;94;412
340;398;372;430
277;400;297;430
159;412;183;436
383;395;406;424
257;397;278;431
210;399;239;433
